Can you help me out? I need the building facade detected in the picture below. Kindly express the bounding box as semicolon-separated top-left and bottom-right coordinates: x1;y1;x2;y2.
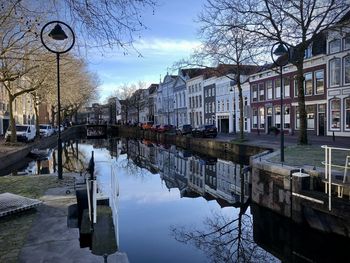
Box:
250;54;327;136
326;28;350;137
187;75;204;128
203;77;216;125
173;73;188;127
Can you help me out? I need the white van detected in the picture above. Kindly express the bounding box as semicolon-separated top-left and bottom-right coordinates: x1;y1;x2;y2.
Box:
5;125;36;142
39;124;54;137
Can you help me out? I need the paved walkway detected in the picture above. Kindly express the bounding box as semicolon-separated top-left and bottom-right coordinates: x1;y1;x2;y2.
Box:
18;174;129;263
216;132;350;149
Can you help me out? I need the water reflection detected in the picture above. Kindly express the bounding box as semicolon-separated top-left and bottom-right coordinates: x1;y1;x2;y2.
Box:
124;138;251;208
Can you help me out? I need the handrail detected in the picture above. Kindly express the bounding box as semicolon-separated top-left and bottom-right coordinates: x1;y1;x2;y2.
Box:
322;145;350;211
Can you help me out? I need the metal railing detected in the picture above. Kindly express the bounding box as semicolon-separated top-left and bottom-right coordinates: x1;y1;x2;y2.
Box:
321;145;350;211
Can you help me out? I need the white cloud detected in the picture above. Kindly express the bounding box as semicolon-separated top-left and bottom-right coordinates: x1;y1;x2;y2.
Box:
135;38;201;55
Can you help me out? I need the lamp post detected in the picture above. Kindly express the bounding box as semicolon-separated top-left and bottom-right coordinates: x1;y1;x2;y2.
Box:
229;81;236;134
40;21;75;179
271;42;289;163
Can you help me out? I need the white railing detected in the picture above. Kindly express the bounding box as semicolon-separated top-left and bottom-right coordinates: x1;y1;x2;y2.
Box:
321;145;350;211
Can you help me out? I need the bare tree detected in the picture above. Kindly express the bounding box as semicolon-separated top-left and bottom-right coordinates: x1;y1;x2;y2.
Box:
114;83;138;124
171;208;275;263
197;6;265;140
202;0;349;144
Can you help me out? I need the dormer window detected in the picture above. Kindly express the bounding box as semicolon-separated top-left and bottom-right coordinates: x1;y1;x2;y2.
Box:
329;39;341;54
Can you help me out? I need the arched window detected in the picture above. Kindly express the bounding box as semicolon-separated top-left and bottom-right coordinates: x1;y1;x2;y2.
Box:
330;98;341;130
345;97;350;131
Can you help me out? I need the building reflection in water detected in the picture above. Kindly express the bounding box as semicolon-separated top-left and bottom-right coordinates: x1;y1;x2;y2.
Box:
123;138;251;208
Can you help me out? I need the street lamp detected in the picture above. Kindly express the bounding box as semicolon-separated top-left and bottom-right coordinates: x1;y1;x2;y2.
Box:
40;21;75;179
271;42;290;163
229;81;236;134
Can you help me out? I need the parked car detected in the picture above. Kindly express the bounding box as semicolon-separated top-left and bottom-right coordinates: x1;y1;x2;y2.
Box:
150;124;160;132
192;125;218;138
5;124;36;142
39;124;54;137
176;124;192;135
54;125;64;133
142;122;154;130
157;124;174;133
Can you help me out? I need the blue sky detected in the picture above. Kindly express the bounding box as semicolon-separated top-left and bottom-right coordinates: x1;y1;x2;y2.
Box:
88;0;205;102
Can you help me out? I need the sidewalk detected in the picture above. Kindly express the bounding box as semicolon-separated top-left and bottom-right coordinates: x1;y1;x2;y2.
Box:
18;173;129;263
216;132;349;149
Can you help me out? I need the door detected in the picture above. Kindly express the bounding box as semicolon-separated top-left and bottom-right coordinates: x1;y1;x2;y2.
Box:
3;119;9;134
318;113;325;136
267;116;272;133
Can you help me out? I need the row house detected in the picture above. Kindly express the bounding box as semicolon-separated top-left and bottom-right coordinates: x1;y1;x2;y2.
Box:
203;76;216;126
187;72;204;127
173;72;188;127
215;65;257;133
326;24;350;137
155;74;177;125
250;39;327;136
0;82;36;135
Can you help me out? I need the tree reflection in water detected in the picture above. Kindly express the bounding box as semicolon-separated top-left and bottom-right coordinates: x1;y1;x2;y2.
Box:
171;207;275;263
62;140;88;173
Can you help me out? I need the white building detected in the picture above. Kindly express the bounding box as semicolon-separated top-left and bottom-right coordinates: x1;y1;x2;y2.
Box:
326;26;350;137
187;75;204;128
156;74;177;125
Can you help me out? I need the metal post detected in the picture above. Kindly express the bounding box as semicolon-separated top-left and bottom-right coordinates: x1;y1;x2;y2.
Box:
57;53;63;180
280;65;284;163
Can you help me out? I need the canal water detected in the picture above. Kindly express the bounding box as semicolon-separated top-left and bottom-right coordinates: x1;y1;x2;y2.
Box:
4;138;350;263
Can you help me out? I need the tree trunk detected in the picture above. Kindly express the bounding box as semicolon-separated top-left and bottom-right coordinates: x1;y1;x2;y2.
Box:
8;93;17;143
296;61;308;144
34;104;40;137
237;81;244;140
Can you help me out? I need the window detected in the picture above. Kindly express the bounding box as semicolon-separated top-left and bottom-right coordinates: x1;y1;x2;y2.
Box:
345;98;350;130
226;99;229;111
252;84;258;102
330;58;341;86
221;100;224;111
329;39;341;54
259;107;265;129
344;34;350;50
306;105;315;129
267;80;273;99
330;98;341;130
284;77;290;97
199;95;202;107
275;79;281;98
304;72;313;95
217;100;220;111
315;70;324;94
294;76;299;97
259;83;265;101
344;55;350;84
284;106;290;129
252;109;258;128
304;44;312;59
275;106;281;128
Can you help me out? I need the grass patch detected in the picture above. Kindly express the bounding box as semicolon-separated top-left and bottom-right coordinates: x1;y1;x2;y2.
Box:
269;145;350;170
230;138;249;144
0;175;75;262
